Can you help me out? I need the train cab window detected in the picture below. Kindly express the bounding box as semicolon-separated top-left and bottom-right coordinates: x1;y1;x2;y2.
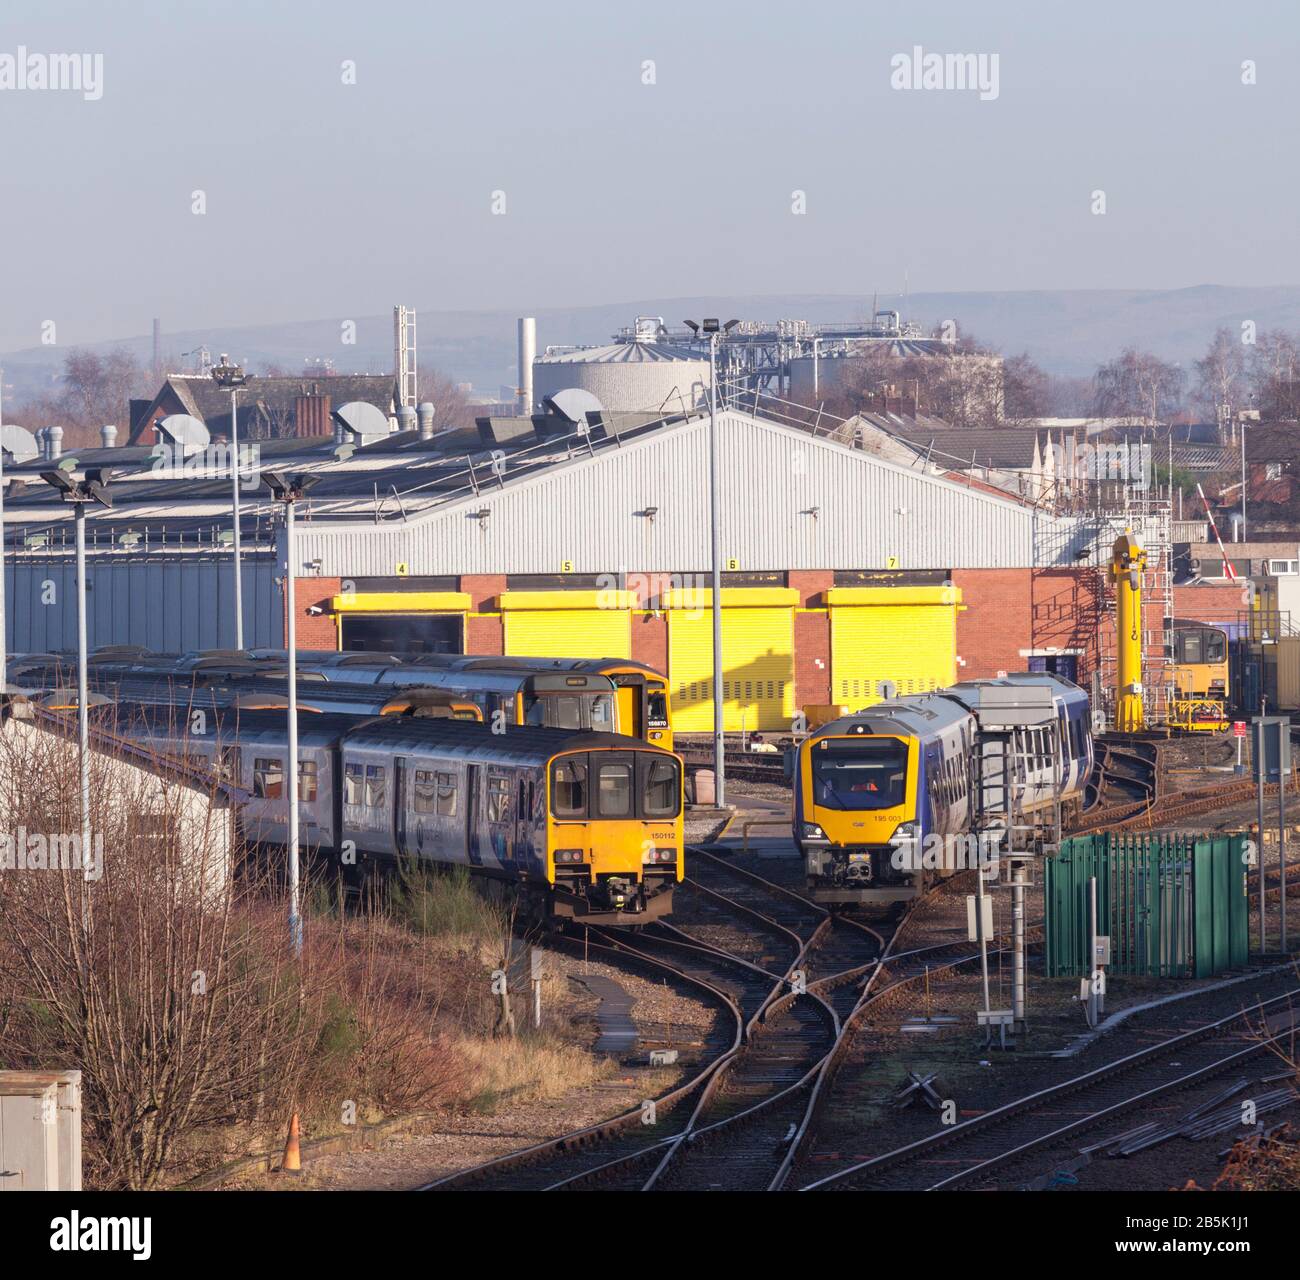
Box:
344;763;364;805
1181;632;1202;663
596;763;633;817
486;774;511;823
812;738;908;810
642;758;680;818
551;759;588;818
253;756;284;800
647;687;669;729
590;693;616;731
1204;631;1226;663
365;765;387;809
299;760;318;803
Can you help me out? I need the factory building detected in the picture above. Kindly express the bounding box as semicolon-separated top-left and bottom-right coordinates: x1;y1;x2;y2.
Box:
3;396;1122;732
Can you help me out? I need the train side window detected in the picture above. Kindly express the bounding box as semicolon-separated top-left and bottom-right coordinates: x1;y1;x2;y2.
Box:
344;762;364;804
486;774;511;822
365;765;387;809
597;763;633;817
551;759;588;819
643;758;680;818
217;746;241;786
413;769;437;814
253;756;284;800
299;760;318;803
436;771;458;817
590;693;616;731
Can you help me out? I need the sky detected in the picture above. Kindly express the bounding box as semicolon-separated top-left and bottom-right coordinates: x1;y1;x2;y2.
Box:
1;0;1298;352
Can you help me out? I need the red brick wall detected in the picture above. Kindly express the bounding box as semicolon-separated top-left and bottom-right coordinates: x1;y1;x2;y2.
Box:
290;576;341;651
952;568;1034;678
1173;582;1248;625
461;574;506;655
631;612;668;670
790;570;833;706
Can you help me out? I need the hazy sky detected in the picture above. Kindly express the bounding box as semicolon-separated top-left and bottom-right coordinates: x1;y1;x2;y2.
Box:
2;0;1298;351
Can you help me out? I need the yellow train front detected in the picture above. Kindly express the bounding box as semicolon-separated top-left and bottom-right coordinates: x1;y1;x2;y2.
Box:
1167;621;1230;732
338;719;684;924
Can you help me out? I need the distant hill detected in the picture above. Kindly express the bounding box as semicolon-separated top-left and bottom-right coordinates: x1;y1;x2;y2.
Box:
5;285;1299;404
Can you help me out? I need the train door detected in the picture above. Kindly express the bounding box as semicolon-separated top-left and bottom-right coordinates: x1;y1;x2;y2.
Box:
465;764;482;865
393;755;408;857
614;678;641;739
515;771;535;869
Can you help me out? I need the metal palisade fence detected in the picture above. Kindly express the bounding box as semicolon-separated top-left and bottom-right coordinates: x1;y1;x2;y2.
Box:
1045;833;1249;979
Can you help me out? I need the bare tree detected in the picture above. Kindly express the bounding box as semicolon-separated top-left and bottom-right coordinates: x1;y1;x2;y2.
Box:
1194;328;1246;435
415;369;477;432
1091;347;1185;426
1248;330;1300;420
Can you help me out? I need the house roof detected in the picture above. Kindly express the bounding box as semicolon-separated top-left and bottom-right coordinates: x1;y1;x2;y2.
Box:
128;374;396;444
887;427;1046;470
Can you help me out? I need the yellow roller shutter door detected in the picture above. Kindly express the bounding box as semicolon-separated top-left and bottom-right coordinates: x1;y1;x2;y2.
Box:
504;611;631;659
667;592;796;732
828;586;961;707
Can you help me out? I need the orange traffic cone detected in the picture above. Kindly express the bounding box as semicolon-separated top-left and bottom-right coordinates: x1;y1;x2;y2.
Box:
281;1112;302;1175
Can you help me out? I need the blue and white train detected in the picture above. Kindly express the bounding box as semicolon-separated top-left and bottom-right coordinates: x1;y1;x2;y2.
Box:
793;673;1093;909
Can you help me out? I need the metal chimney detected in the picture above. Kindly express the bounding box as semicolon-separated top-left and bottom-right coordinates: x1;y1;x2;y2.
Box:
417;402;436;439
518;317;536;416
395;404;416;434
100;424;118;448
47;426;63;460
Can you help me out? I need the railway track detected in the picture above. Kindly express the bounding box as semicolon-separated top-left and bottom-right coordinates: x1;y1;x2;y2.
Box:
800;986;1300;1191
423;848;931;1191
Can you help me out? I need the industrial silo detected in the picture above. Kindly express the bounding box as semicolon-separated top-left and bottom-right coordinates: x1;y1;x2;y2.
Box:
533;325;711;415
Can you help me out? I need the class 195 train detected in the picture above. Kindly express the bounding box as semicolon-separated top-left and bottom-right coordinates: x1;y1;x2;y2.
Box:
106;703;684;925
792;672;1092;909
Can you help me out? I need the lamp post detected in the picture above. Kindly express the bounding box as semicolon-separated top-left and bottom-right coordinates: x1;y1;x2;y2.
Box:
263;470;319;957
40;465;112;913
684;318;739;808
212;356;250;649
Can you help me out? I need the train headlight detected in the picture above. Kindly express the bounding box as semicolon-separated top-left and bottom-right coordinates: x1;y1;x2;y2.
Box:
554;849;584;864
800;823;826;839
643;848;677;864
892;822;919;841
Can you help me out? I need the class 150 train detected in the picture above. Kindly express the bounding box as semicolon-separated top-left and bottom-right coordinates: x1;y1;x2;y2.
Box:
792;673;1092;909
106;703;684;924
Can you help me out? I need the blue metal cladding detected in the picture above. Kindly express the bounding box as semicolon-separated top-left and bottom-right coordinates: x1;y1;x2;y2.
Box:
1045;833;1249;979
4;558;283;653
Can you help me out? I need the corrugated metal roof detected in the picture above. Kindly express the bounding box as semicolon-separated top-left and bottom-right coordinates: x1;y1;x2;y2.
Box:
288;407;1091;576
537;341;706;365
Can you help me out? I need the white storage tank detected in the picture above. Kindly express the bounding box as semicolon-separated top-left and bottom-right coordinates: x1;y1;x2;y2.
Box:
533;328;710;416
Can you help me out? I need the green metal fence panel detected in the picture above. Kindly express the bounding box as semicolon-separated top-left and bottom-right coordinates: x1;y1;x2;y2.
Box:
1045;833;1249;979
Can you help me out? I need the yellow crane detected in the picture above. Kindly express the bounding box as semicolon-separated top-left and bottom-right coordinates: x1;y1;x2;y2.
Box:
1110;532;1146;731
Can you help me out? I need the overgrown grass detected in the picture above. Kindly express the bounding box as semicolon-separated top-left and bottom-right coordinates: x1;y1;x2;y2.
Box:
452;1029;615;1114
387;861;506;948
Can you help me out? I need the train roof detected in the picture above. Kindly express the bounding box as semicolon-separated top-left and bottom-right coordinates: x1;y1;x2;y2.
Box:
816;690;973;740
111;704;373;748
340;718;671;765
